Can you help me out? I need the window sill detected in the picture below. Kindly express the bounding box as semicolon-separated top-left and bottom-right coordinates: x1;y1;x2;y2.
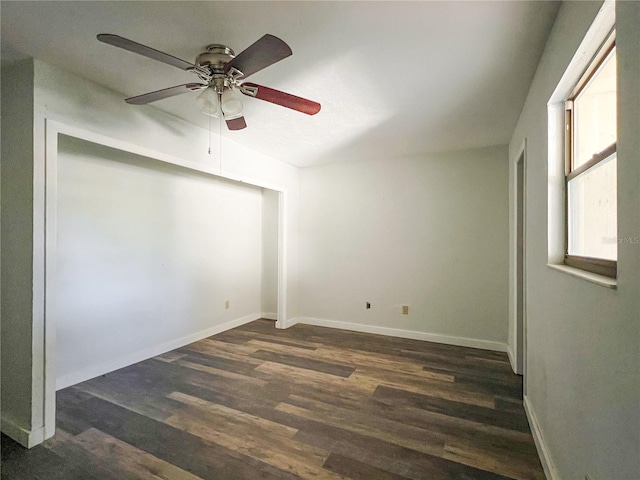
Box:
547;263;617;289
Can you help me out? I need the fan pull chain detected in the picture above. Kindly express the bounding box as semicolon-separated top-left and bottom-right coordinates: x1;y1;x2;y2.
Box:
208;113;212;155
219;112;223;175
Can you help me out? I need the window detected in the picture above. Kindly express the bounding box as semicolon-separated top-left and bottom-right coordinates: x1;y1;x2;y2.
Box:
564;32;617;278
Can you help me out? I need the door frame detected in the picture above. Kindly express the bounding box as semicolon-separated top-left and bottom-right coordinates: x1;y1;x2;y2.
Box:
512;139;527;378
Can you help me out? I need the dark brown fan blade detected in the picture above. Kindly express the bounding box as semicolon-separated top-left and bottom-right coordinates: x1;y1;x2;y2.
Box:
226;116;247;131
125;83;206;105
98;34;198;71
224;34;292;79
240;82;321;115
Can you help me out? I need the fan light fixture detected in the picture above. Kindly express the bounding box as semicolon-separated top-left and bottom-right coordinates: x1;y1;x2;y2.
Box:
196;87;220;117
196;87;244;119
221;89;243;118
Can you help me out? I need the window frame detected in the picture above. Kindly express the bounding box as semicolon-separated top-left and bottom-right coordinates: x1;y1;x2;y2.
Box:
563;32;617;279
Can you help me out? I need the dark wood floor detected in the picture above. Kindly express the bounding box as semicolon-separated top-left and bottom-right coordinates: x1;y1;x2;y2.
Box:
1;320;544;480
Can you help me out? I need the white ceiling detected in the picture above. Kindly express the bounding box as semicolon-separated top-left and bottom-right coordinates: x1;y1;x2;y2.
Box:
1;1;560;168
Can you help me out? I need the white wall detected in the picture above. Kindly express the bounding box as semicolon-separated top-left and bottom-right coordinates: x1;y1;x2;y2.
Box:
55;135;263;389
508;1;640;478
299;145;509;349
1;60;39;443
261;189;279;319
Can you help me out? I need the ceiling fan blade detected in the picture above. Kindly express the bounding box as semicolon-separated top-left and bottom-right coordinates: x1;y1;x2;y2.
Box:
125;83;206;105
98;34;198;71
224;34;292;79
240;82;321;115
225;116;247;131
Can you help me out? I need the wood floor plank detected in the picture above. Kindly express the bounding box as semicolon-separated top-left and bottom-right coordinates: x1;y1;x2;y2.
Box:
178;349;260;375
305;345;456;382
179;341;264;366
404;454;516;480
373;385;531;432
250;349;356;377
164;402;339;479
271;378;373;410
200;338;261;355
295;430;413;477
276;399;446;457
64;428;203;480
167;391;299;438
495;396;527;414
255;361;378;394
323;452;408;480
54;388;98;436
125;356;273;404
364;396;536;448
246;339;322;357
350;368;496;408
454;375;523;400
293;423;516;480
222;329;324;349
174;358;267;386
443;441;545;480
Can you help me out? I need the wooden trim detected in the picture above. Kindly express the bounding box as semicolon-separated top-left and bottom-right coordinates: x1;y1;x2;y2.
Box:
566;143;616;181
564;255;617;278
563;106;571;255
568;31;616;100
548;264;616;289
564;102;573;175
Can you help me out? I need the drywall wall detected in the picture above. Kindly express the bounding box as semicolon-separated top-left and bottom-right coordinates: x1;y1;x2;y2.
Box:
262;189;279;319
508;1;640;478
55;135;263;389
299;145;509;349
0;60;40;444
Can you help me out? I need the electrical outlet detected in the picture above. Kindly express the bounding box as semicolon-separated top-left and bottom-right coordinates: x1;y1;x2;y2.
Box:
224;300;230;310
366;302;371;309
402;305;409;315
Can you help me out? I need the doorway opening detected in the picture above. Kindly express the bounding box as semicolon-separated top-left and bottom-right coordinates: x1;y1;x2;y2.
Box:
262;188;279;323
39;122;289;444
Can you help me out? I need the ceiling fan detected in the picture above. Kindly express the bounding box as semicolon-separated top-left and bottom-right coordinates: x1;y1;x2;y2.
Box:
97;33;321;131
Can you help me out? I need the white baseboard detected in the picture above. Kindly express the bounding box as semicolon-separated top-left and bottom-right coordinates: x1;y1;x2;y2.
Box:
56;313;262;390
261;312;278;321
507;345;517;373
1;416;46;448
285;316;302;328
288;316;507;352
524;394;559;480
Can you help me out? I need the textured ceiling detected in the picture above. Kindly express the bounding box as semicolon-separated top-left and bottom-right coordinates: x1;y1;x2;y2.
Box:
1;1;560;167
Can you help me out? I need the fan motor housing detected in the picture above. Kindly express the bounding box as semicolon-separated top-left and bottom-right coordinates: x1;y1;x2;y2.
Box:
196;44;235;70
